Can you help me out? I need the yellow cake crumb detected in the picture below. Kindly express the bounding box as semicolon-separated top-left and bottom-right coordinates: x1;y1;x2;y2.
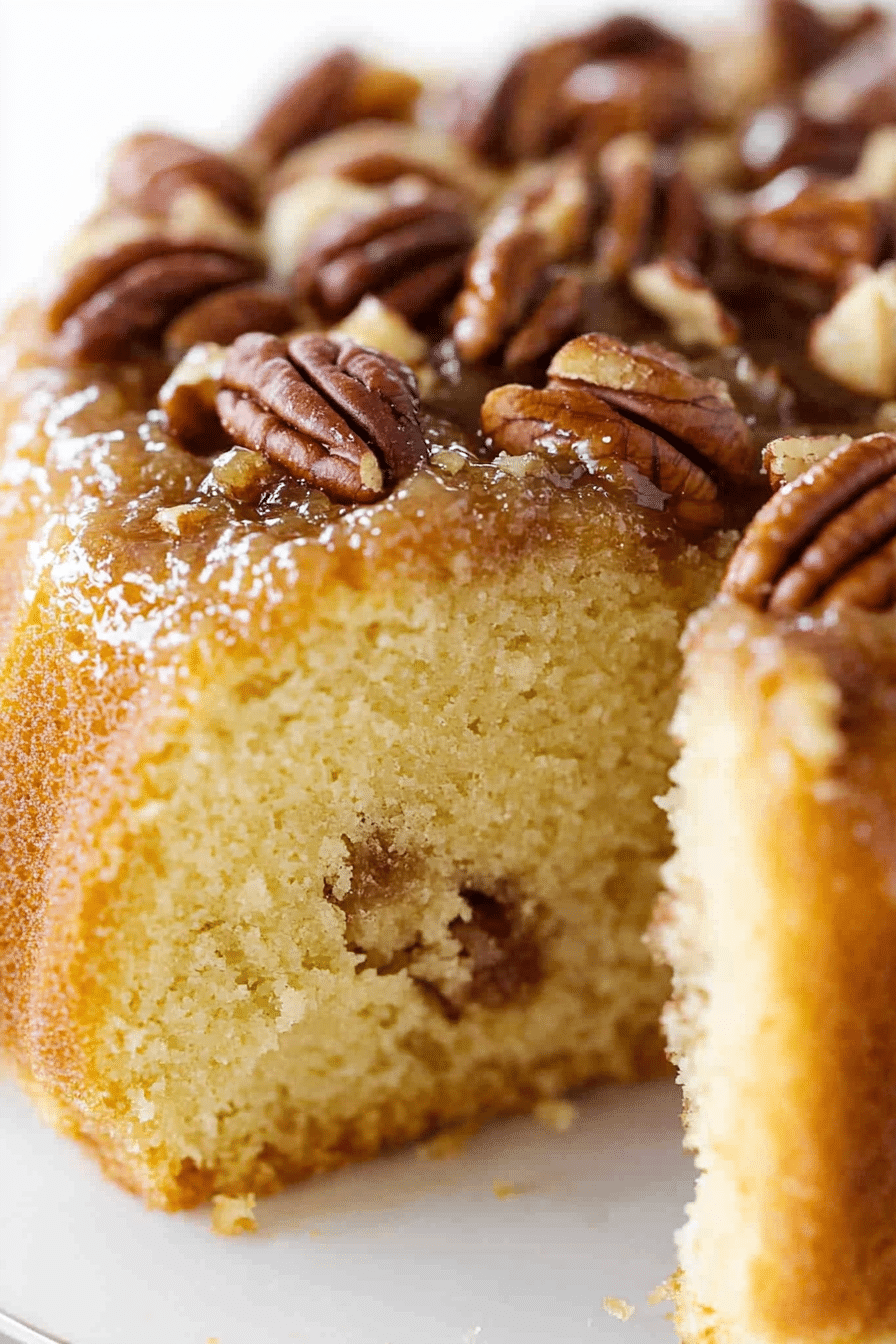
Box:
492;1179;521;1199
211;1192;257;1235
417;1121;480;1159
603;1296;635;1321
647;1277;676;1305
532;1098;578;1132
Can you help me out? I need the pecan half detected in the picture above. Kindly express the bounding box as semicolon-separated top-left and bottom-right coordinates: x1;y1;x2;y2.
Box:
49;241;261;363
593;136;738;350
243;49;419;170
767;0;882;86
724;433;896;612
548;332;755;483
107;132;256;220
243;49;363;169
564;52;697;157
452;157;591;367
739;178;884;283
293;186;474;321
481;333;754;531
457;16;692;167
215;332;427;503
164;284;296;359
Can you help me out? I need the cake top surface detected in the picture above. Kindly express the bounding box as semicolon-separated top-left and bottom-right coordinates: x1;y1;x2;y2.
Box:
6;0;896;647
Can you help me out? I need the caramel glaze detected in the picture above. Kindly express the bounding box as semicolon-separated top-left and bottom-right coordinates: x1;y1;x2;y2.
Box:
428;278;885;542
0;301;730;1057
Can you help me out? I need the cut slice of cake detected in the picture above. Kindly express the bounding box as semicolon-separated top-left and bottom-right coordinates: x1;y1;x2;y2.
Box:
0;304;743;1208
659;432;896;1341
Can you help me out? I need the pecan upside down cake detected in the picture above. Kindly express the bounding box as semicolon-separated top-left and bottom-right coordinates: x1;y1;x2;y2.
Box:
4;0;896;1333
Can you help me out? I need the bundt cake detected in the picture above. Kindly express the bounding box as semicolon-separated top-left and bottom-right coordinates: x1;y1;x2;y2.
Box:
2;7;895;1316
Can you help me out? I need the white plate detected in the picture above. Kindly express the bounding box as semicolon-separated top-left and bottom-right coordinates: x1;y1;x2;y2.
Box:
0;1073;690;1344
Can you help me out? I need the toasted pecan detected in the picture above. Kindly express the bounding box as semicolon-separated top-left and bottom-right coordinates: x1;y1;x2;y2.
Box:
215;332;427;502
458;16;693;166
293;188;473;321
244;49;420;170
108;132;257;220
739;180;884;284
548;332;755;483
164;284;296;359
724;432;896;611
243;49;363;168
481;333;755;531
51;245;261;364
452;157;591;367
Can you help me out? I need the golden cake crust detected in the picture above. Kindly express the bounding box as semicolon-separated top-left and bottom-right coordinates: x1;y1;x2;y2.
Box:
662;596;896;1341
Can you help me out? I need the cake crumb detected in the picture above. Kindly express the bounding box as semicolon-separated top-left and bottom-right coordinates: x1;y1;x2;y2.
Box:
603;1297;635;1321
211;1192;257;1236
492;1178;521;1199
647;1277;676;1305
417;1121;479;1160
532;1098;578;1133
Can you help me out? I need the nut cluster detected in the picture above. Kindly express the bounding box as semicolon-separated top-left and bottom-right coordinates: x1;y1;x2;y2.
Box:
40;1;896;523
725;432;896;612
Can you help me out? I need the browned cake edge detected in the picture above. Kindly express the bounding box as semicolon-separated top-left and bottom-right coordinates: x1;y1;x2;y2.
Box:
660;598;896;1341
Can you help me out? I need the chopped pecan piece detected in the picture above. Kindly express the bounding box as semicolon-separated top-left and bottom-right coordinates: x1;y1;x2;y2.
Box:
809;261;896;396
243;49;420;170
762;432;852;488
49;241;261;364
739;178;884;283
158;342;232;454
215;332;427;503
293;186;474;321
452;157;591;368
481;333;754;531
107;132;257;220
630;260;739;350
725;433;896;612
164;284;296;359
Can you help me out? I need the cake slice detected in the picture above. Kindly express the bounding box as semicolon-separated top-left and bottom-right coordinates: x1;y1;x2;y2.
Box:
0;300;745;1207
659;432;896;1340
